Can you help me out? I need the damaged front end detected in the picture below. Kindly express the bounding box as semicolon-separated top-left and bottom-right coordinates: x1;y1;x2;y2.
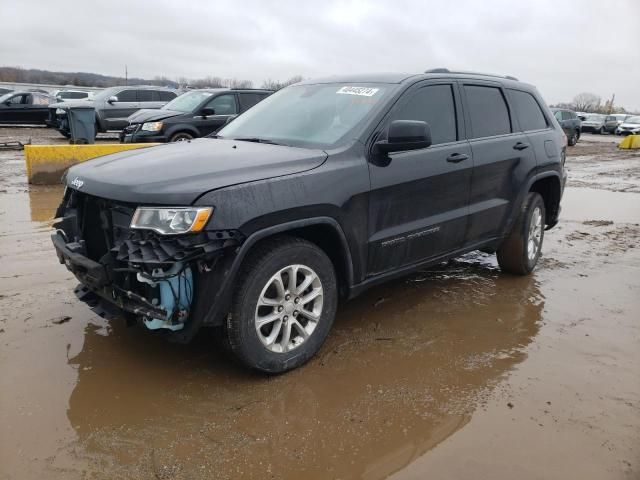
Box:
52;188;242;340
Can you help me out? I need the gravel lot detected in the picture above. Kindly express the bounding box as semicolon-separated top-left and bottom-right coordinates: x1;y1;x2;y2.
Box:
0;128;639;480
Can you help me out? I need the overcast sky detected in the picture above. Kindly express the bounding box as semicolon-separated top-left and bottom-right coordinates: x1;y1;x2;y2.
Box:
2;0;639;110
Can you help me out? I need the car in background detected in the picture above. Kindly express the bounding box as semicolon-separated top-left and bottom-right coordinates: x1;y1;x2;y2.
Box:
616;115;640;136
48;85;178;137
0;91;56;125
610;114;631;133
580;114;618;134
53;89;95;102
121;88;273;143
552;108;581;146
0;87;13;96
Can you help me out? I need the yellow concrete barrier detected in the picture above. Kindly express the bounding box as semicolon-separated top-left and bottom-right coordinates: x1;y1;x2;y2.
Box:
618;135;640;150
24;143;160;185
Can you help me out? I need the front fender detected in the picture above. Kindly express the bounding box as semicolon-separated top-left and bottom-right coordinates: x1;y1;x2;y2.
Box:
198;217;354;327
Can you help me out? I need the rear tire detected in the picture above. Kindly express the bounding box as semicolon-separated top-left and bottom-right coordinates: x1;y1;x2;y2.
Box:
226;236;338;373
567;130;578;146
597;126;604;134
497;193;545;275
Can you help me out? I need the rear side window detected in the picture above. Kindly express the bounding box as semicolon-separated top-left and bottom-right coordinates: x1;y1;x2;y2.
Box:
391;84;457;145
137;90;154;102
561;111;572;121
159;91;176;101
239;93;268;112
508;89;548;131
116;90;137;102
464;85;511;138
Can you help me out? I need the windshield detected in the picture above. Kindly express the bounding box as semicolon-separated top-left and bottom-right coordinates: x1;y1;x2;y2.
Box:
92;87;120;102
218;83;393;148
162;90;215;113
0;93;13;103
626;116;640;124
585;114;604;122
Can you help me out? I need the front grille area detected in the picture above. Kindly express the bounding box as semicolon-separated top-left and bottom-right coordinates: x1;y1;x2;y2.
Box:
122;123;141;135
56;190;243;267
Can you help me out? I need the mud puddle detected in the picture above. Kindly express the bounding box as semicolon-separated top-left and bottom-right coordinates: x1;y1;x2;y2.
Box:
1;130;639;479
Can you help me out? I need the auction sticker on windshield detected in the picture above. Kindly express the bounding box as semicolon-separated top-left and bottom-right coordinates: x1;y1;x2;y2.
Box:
336;86;379;97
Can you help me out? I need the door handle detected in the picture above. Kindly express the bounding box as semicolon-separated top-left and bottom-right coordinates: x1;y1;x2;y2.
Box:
446;153;469;163
513;142;530;151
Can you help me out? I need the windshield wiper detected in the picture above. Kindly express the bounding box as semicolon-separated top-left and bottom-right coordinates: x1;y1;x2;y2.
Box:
233;137;284;146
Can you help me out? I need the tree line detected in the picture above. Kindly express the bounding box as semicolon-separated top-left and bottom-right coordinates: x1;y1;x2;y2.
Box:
0;66;304;91
551;92;636;115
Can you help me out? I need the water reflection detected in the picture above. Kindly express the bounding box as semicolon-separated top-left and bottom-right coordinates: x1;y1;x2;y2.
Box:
65;256;544;479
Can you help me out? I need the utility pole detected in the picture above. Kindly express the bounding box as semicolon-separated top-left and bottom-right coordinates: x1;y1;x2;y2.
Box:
125;65;128;86
608;93;615;114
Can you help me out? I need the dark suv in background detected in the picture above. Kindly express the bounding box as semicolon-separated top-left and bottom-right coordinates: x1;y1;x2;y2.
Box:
121;88;272;143
52;69;566;373
48;85;178;137
551;108;581;146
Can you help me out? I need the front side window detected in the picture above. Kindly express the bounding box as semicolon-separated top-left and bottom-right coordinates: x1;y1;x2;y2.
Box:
205;94;238;115
116;90;137;102
390;84;457;145
6;94;27;105
219;83;394;149
464;85;511;138
508;89;548;131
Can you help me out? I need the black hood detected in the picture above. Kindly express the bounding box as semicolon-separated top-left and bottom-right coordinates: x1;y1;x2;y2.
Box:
127;109;184;124
65;138;327;205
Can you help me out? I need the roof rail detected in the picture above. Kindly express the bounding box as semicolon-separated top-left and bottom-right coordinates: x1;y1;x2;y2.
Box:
424;68;519;81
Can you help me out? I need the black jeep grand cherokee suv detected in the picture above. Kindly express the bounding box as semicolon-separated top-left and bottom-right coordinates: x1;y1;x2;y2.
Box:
52;70;567;373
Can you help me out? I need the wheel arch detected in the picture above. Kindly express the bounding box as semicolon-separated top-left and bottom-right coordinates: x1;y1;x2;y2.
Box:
165;124;200;140
200;217;355;327
528;173;562;228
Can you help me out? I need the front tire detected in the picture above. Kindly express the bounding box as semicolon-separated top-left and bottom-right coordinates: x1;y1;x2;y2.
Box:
497;192;545;275
226;236;338;373
169;131;194;142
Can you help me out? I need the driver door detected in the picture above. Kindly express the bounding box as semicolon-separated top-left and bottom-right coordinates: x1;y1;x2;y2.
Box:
0;93;30;123
103;89;140;130
367;82;473;275
194;93;238;136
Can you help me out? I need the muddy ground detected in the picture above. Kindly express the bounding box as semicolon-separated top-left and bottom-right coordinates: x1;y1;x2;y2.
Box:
0;128;639;480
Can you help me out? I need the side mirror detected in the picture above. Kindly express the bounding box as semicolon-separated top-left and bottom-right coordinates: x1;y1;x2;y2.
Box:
107;96;118;104
375;120;432;154
201;107;215;117
4;101;11;106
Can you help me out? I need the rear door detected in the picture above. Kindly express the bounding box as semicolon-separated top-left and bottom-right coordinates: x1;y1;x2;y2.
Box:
103;89;140;129
193;93;239;136
462;83;536;243
367;81;472;274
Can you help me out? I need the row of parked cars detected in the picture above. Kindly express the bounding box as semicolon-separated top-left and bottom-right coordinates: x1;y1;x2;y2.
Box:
550;108;639;145
0;85;274;142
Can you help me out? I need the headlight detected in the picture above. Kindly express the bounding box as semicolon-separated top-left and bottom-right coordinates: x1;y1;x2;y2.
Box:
55;108;65;114
141;121;163;132
130;207;213;235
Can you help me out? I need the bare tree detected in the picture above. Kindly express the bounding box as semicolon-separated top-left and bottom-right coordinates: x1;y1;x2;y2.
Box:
572;92;601;112
261;75;304;90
